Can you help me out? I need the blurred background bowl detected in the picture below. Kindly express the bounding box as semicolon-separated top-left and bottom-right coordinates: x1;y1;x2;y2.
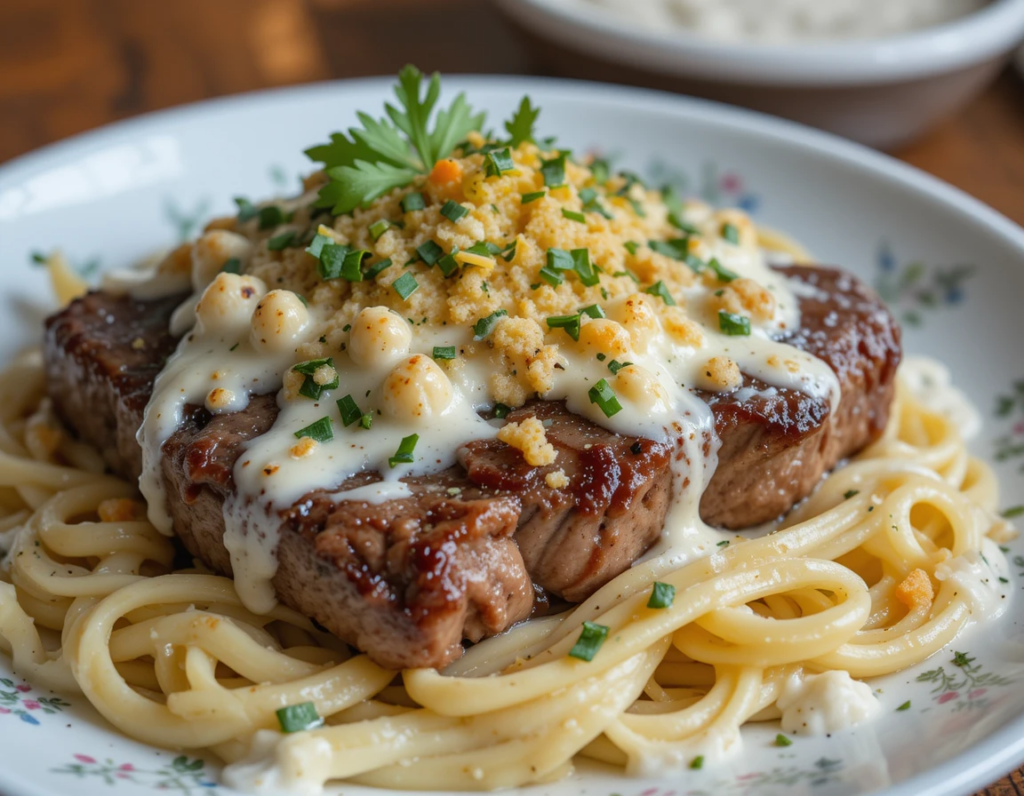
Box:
494;0;1024;149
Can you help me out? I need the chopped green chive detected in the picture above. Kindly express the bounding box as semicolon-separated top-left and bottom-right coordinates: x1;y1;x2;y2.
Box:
493;403;511;419
437;250;461;278
614;269;640;283
644;280;676;306
388;434;419;468
440;200;469;223
306;232;333;260
596;353;607;361
474;309;508;339
417;240;445;266
844;490;860;500
685;252;707;273
590;159;610;184
1002;506;1024;518
572;248;598;287
401;192;426;212
369;219;391;240
337;395;363;427
502;240;517;262
568;621;609;662
258;205;290;230
580;304;605;319
359;413;373;430
775;733;793;747
624;241;639;256
647;582;675;609
999;576;1009;583
541;153;566;187
716;540;730;547
627;198;646;218
363;257;392;280
485;148;515;177
521;191;546;204
547;248;575;273
722;222;740;244
393;272;419;301
294;417;333;443
276;702;323;733
234;196;259;222
221;258;242;275
547;313;582;341
340;249;370;281
719;310;751;336
588;379;622;418
580;187;613;219
607;359;632;375
897;700;911;712
561;208;586;224
293;358;338;400
708;257;739;282
690;756;704;770
539;266;563;287
467;241;503;257
317;243;350;280
649;239;688;261
433;346;456;360
267;231;296;251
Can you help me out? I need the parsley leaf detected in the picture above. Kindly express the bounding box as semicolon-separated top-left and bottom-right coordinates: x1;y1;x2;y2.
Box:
504;96;539;147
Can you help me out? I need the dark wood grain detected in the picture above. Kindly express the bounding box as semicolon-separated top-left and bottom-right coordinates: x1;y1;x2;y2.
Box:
0;2;1021;792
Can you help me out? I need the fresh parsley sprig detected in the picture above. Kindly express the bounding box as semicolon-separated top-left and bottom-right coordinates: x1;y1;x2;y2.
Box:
305;66;486;215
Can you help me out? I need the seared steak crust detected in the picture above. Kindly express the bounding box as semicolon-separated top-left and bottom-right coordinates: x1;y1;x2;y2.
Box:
44;266;900;668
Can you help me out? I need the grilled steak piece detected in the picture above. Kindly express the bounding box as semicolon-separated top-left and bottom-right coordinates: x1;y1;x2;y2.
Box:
43;266;900;668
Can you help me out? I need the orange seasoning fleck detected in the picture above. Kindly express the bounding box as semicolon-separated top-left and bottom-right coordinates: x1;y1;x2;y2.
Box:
430;158;463;186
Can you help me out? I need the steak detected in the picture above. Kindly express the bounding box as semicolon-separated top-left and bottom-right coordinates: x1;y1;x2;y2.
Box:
43;266;900;668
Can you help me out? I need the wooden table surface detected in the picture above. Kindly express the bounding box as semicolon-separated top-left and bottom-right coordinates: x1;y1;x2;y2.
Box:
0;1;1022;793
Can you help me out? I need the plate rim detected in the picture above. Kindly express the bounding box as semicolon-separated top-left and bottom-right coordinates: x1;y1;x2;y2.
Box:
1;73;1023;796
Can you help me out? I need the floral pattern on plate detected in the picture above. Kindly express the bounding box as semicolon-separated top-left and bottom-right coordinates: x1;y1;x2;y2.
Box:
51;754;217;793
0;677;71;725
916;652;1016;712
873;242;975;327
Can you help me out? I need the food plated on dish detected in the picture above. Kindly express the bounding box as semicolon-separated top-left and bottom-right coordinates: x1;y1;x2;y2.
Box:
0;70;1021;796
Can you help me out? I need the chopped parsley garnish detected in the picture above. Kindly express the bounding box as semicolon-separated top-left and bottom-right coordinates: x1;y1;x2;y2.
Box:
306;66;486;214
717;540;730;547
393;272;420;300
580;304;605;319
369;219;392;240
844;490;860;499
897;700;912;712
316;243;365;281
1002;506;1024;518
590;158;610;184
649;239;688;261
547;313;582;341
624;240;639;256
547;248;575;272
521;190;546;204
708;257;738;282
337;395;363;427
690;756;704;770
417;240;445;266
572;248;599;286
775;733;793;747
474;309;508;338
541;153;566;187
568;621;609;662
561;208;586;224
579;187;613;219
502;240;517;262
588;379;622;418
627;198;646;218
493;403;511;419
388;434;419;468
607;359;632;375
718;310;751;336
293;358;338;400
485;147;516;177
504;96;539;147
363;257;392;280
644;280;676;306
267;231;297;251
401;191;426;212
221;258;242;274
722;222;741;244
647;582;675;609
433;345;456;360
440;200;469;223
294;417;333;443
276;702;323;733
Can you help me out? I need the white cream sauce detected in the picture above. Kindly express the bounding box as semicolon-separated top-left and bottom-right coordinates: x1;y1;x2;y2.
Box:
776;670;881;735
900;355;982;440
578;0;987;43
934;538;1010;621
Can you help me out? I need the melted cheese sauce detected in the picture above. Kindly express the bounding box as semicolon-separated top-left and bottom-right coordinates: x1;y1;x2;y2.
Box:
776;670;881;735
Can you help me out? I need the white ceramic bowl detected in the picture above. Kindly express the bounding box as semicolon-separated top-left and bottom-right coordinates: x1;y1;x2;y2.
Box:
493;0;1024;149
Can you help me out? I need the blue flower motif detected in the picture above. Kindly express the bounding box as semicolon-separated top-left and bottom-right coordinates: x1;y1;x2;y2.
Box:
878;243;896;273
945;287;965;305
737;195;760;213
19;712;39;725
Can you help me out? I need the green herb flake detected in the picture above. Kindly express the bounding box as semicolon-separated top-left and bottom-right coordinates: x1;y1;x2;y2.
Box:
316;243;350;280
647;582;675;609
467;241;503;257
844;490;860;499
359;413;373;429
440;200;469;223
521;190;546;204
624;241;639;256
607;359;633;375
580;304;605;319
363;257;393;280
493;403;511;419
401;192;426;213
708;257;739;282
337;395;363;427
541;153;566;188
388;433;419;468
690;756;704;770
416;240;445;266
341;249;370;281
775;733;793;747
433;345;456;360
234;197;259;222
590;158;610;184
276;702;323;733
393;272;420;301
644;280;676;306
258;205;290;230
722;222;741;244
221;258;242;275
717;540;730;547
547;313;582;341
561;208;587;224
293;358;338;400
897;700;912;712
474;309;508;339
502;240;518;262
588;379;622;418
306;233;333;260
267;231;297;251
369;219;392;240
568;621;609;662
719;310;751;336
485;148;516;177
572;248;599;287
1002;506;1024;519
294;417;333;443
436;250;461;278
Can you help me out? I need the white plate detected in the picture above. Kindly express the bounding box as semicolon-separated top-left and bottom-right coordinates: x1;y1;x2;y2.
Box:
1;76;1024;796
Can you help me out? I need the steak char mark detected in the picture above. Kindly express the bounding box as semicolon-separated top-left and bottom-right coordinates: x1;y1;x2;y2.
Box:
43;266;900;668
